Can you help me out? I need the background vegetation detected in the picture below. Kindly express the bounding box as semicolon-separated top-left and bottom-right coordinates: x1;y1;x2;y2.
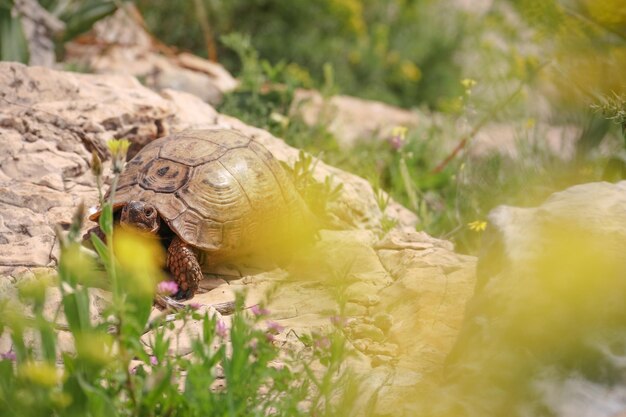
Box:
3;0;626;252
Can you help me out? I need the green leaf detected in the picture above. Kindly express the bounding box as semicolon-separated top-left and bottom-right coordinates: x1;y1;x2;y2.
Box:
90;233;110;265
76;372;117;417
0;5;29;63
39;324;57;364
62;289;92;334
99;205;113;236
61;1;117;42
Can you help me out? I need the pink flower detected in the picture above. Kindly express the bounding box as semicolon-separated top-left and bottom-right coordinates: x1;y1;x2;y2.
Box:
266;321;284;334
314;337;331;350
150;356;158;366
189;303;202;310
1;350;16;361
157;280;178;296
387;126;408;151
250;304;270;316
249;338;258;351
329;315;348;328
216;319;228;338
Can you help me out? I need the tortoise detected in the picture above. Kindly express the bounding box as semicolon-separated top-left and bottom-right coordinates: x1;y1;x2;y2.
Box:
88;129;313;300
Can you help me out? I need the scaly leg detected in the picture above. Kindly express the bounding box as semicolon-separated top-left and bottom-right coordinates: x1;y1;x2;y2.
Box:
167;236;203;300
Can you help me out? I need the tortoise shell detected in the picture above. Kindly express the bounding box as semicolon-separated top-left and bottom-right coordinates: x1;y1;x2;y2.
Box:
98;129;310;259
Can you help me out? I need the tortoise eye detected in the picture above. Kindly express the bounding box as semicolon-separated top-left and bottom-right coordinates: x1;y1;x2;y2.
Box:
145;207;155;217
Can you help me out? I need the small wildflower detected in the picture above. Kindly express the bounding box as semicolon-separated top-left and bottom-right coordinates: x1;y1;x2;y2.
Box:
330;315;348;328
19;362;62;387
149;356;158;366
69;201;86;240
216;319;228;338
250;304;270;317
388;126;408;151
130;366;138;375
188;302;202;310
525;118;536;129
400;60;422;81
90;151;102;178
157;280;178;296
1;350;16;361
468;220;487;232
266;321;285;334
50;391;72;409
461;78;477;93
249;338;258;351
314;336;331;350
269;112;289;129
108;139;131;174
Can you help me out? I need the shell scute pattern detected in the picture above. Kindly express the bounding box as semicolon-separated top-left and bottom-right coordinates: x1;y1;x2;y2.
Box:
139;158;191;192
110;129;304;256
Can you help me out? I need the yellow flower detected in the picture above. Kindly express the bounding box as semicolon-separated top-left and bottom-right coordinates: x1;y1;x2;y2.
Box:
386;51;400;65
114;227;164;296
20;362;64;387
269;112;290;129
50;391;72;408
107;138;130;158
400;61;422;82
461;78;477;90
391;126;408;140
389;126;408;150
525;118;536;129
75;332;113;367
468;220;487;232
108;139;131;174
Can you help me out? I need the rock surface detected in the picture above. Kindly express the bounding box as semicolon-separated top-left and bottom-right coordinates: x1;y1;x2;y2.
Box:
290;89;425;147
0;61;476;415
290;89;584;160
64;4;237;105
435;181;626;417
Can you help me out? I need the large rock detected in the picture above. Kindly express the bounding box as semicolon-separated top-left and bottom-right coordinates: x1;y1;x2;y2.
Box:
433;181;626;417
64;4;237;105
0;61;418;279
290;89;425;148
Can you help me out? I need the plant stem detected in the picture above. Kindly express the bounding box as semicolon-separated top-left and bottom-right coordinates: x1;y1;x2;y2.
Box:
432;80;527;174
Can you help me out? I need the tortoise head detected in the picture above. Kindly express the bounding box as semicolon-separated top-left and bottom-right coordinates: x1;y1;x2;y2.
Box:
120;201;161;234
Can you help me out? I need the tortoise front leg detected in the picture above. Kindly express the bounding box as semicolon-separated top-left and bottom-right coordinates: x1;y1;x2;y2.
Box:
167;236;203;300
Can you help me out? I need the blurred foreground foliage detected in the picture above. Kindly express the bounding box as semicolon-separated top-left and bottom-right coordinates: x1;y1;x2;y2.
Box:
415;220;626;417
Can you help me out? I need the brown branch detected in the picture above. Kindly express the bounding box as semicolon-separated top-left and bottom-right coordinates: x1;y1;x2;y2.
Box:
192;0;218;62
432;79;532;174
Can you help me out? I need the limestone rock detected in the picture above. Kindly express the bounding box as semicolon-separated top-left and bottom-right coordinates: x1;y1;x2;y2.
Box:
440;181;626;417
64;4;237;105
0;61;417;279
290;89;424;148
13;0;65;67
477;180;626;288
